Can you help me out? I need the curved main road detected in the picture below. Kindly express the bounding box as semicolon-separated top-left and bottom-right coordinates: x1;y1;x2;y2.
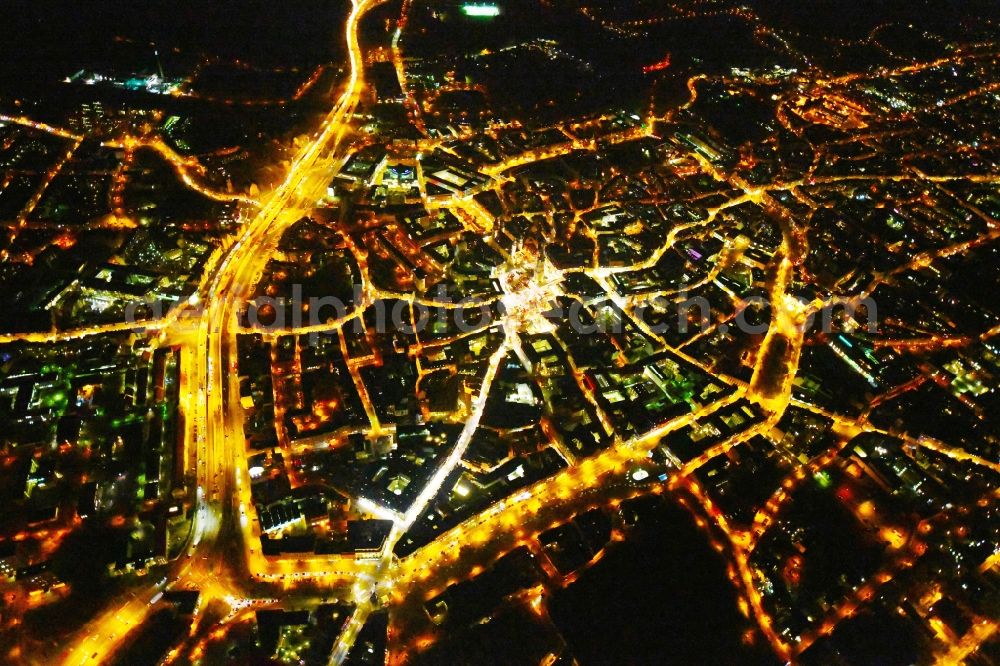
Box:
60;2;381;664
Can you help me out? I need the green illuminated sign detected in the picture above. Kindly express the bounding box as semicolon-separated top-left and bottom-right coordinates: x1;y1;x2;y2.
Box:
462;3;500;17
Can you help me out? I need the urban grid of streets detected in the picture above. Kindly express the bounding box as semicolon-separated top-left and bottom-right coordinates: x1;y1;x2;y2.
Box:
1;1;998;664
